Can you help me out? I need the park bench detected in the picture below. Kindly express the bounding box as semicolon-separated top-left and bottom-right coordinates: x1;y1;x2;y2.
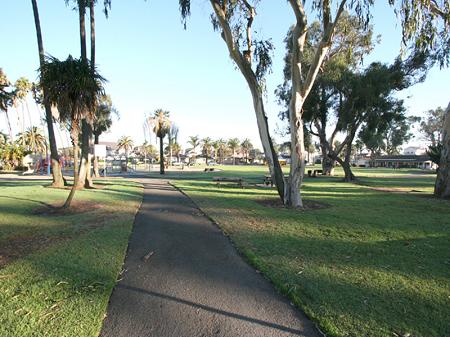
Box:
263;174;289;187
307;169;323;177
213;177;244;188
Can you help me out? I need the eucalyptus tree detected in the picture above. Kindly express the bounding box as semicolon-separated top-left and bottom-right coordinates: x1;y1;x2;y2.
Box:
435;103;450;198
420;107;445;147
326;55;426;182
391;0;449;68
281;0;382;206
389;0;450;198
0;69;13;140
358;116;418;156
31;0;65;187
148;109;171;174
40;55;105;208
228;138;240;165
277;13;375;175
179;0;285;200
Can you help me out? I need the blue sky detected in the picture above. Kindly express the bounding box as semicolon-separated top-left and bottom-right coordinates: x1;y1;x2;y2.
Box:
1;1;448;149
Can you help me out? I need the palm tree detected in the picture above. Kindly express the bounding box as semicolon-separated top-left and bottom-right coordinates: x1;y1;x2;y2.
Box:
0;132;8;146
167;124;179;166
171;142;182;163
31;0;65;187
0;69;13;140
240;138;253;164
117;136;133;171
202;137;213;165
65;0;112;187
16;127;47;154
212;140;220;162
217;138;227;164
40;55;105;208
92;94;117;176
188;135;200;164
148;109;171;174
228;138;240;165
13;77;32;142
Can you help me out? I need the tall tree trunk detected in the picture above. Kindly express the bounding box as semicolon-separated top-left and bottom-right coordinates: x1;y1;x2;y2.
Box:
159;135;165;174
336;145;356;182
78;121;93;188
79;0;87;61
93;132;100;177
76;0;94;188
434;103;450;198
63;126;80;208
286;95;306;207
31;0;65;187
209;1;285;202
85;0;96;182
90;0;95;66
286;0;345;206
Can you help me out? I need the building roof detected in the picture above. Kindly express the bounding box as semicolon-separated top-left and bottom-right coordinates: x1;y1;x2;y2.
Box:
374;155;431;162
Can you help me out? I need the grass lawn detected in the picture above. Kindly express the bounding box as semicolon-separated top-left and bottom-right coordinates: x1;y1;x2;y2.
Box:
0;177;142;337
171;165;450;337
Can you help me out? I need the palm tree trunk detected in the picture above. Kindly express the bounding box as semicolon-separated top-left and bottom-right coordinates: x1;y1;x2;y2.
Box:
4;111;13;141
159;135;165;174
31;0;64;187
78;121;93;188
90;0;95;66
76;0;94;188
93;133;100;177
63;128;80;208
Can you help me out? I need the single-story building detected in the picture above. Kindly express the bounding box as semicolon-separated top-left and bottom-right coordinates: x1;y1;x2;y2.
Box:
373;155;436;169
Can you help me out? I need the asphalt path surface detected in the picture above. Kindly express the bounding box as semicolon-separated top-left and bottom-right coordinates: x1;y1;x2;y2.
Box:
99;179;319;337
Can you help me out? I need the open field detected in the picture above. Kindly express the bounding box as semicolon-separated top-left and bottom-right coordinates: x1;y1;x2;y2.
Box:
171;165;450;337
0;177;142;337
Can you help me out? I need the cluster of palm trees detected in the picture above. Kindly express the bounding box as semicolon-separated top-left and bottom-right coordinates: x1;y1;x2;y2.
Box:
0;127;48;171
29;0;115;208
187;136;256;165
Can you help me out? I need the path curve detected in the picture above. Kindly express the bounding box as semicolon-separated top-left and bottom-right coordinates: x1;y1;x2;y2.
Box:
99;179;319;337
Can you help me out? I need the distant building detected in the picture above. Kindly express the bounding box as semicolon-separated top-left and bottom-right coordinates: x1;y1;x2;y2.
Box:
403;146;427;155
373;154;436;169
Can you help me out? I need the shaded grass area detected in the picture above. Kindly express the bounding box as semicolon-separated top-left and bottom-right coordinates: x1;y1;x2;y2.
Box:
0;178;142;337
171;167;450;337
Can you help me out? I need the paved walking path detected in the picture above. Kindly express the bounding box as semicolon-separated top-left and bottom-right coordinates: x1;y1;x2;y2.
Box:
100;179;319;337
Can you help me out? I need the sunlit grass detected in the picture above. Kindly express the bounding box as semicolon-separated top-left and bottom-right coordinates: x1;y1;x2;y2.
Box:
172;167;450;337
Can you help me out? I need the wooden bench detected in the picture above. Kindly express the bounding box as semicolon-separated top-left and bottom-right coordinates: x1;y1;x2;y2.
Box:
264;175;274;187
307;169;324;177
263;175;289;186
213;177;244;188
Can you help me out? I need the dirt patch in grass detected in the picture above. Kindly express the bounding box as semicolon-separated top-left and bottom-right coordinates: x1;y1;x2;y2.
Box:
0;234;70;268
256;198;330;210
33;201;103;216
0;217;108;269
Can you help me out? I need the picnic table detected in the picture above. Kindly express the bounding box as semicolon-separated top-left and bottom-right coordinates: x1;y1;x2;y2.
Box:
307;169;323;177
213;177;244;188
263;175;289;187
